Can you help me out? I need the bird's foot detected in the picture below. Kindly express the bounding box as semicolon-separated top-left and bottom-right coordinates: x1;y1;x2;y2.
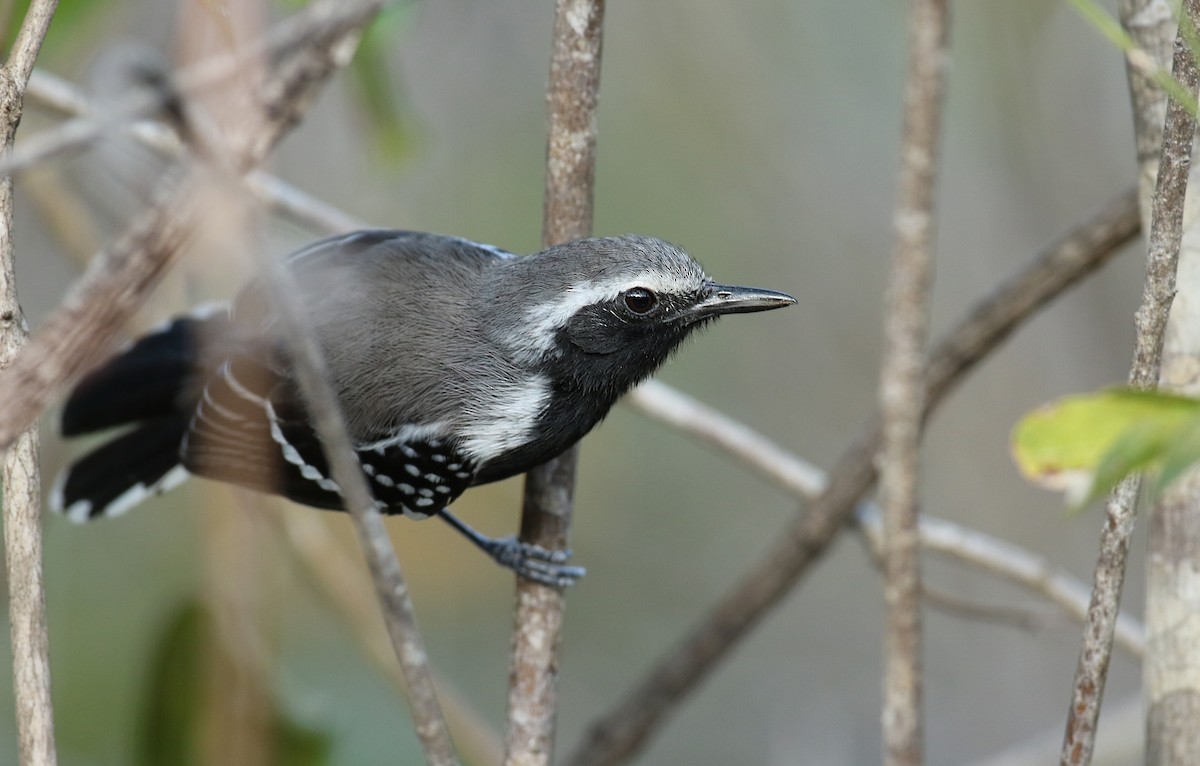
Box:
480;536;586;588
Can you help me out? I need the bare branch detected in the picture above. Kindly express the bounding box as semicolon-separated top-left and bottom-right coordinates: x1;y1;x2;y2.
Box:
878;0;949;759
0;2;61;764
0;0;380;453
1062;4;1200;763
629;381;1147;660
565;189;1140;766
855;508;1145;659
504;1;606;765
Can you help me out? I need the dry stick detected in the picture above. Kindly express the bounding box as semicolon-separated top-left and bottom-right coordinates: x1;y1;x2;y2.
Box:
878;0;949;761
0;2;61;764
0;0;379;452
564;189;1141;766
248;228;457;766
1060;5;1200;764
503;1;606;766
629;381;1147;661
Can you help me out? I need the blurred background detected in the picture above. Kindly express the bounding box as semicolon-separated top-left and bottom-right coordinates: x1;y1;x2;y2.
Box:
0;0;1152;763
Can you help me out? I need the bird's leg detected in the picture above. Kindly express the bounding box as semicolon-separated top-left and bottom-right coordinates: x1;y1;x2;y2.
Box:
436;509;586;587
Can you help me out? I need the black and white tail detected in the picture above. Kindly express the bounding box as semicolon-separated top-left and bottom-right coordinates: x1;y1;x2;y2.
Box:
50;307;229;522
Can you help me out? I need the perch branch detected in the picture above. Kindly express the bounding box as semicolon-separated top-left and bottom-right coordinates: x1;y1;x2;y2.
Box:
505;2;606;765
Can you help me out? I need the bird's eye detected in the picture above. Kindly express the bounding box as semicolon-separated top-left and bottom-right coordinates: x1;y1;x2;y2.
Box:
622;287;658;315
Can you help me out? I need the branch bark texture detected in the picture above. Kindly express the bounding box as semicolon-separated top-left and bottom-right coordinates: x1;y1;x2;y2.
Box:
1138;3;1200;762
505;2;605;764
0;2;62;764
1063;5;1199;765
566;190;1140;766
878;0;949;761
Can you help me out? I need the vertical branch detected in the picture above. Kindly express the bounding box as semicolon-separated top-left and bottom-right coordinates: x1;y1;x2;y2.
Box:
1139;3;1200;764
1062;3;1200;764
0;2;60;765
504;1;605;764
878;0;949;763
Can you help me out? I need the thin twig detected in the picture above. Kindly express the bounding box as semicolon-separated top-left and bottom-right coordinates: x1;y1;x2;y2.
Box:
505;2;605;764
1061;3;1200;763
564;190;1140;766
878;0;949;760
0;0;380;453
0;2;61;764
855;508;1145;659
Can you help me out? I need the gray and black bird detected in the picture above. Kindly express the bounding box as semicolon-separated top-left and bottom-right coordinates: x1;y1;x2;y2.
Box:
51;231;794;585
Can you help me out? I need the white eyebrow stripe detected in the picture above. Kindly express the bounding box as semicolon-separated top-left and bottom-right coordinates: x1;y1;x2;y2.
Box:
510;271;705;363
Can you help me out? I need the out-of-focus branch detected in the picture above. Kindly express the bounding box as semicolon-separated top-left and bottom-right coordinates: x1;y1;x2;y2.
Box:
856;507;1145;659
1062;4;1199;764
275;510;503;766
565;190;1140;766
0;0;380;453
629;380;1147;661
504;2;606;766
878;0;949;760
248;198;457;766
0;2;61;765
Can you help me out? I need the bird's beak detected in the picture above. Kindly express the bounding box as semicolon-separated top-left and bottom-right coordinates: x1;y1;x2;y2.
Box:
683;283;796;321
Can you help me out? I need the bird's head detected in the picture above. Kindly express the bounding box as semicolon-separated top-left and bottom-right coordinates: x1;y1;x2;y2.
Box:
488;235;795;401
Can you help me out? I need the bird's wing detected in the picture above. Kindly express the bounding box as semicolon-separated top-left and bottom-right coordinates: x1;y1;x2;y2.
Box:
285;229;518;271
182;345;477;517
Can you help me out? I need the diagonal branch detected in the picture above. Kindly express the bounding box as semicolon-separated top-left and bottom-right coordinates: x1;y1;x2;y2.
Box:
564;189;1140;766
0;0;380;453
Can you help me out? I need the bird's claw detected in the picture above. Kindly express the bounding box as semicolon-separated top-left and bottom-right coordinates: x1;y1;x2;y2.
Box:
484;536;586;588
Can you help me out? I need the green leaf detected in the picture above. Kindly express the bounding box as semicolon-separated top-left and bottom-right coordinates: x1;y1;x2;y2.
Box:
1012;389;1200;506
1149;414;1200;500
1064;0;1199;119
137;600;334;766
137;602;209;766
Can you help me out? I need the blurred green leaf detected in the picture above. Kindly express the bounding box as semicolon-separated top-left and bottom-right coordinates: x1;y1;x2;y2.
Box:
349;6;419;166
1012;389;1200;508
277;716;333;766
1150;416;1200;499
1065;0;1200;119
137;601;208;766
275;0;418;164
3;0;111;61
137;600;333;766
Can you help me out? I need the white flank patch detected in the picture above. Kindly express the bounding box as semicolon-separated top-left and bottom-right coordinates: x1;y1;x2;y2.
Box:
458;375;551;463
512;271;704;363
